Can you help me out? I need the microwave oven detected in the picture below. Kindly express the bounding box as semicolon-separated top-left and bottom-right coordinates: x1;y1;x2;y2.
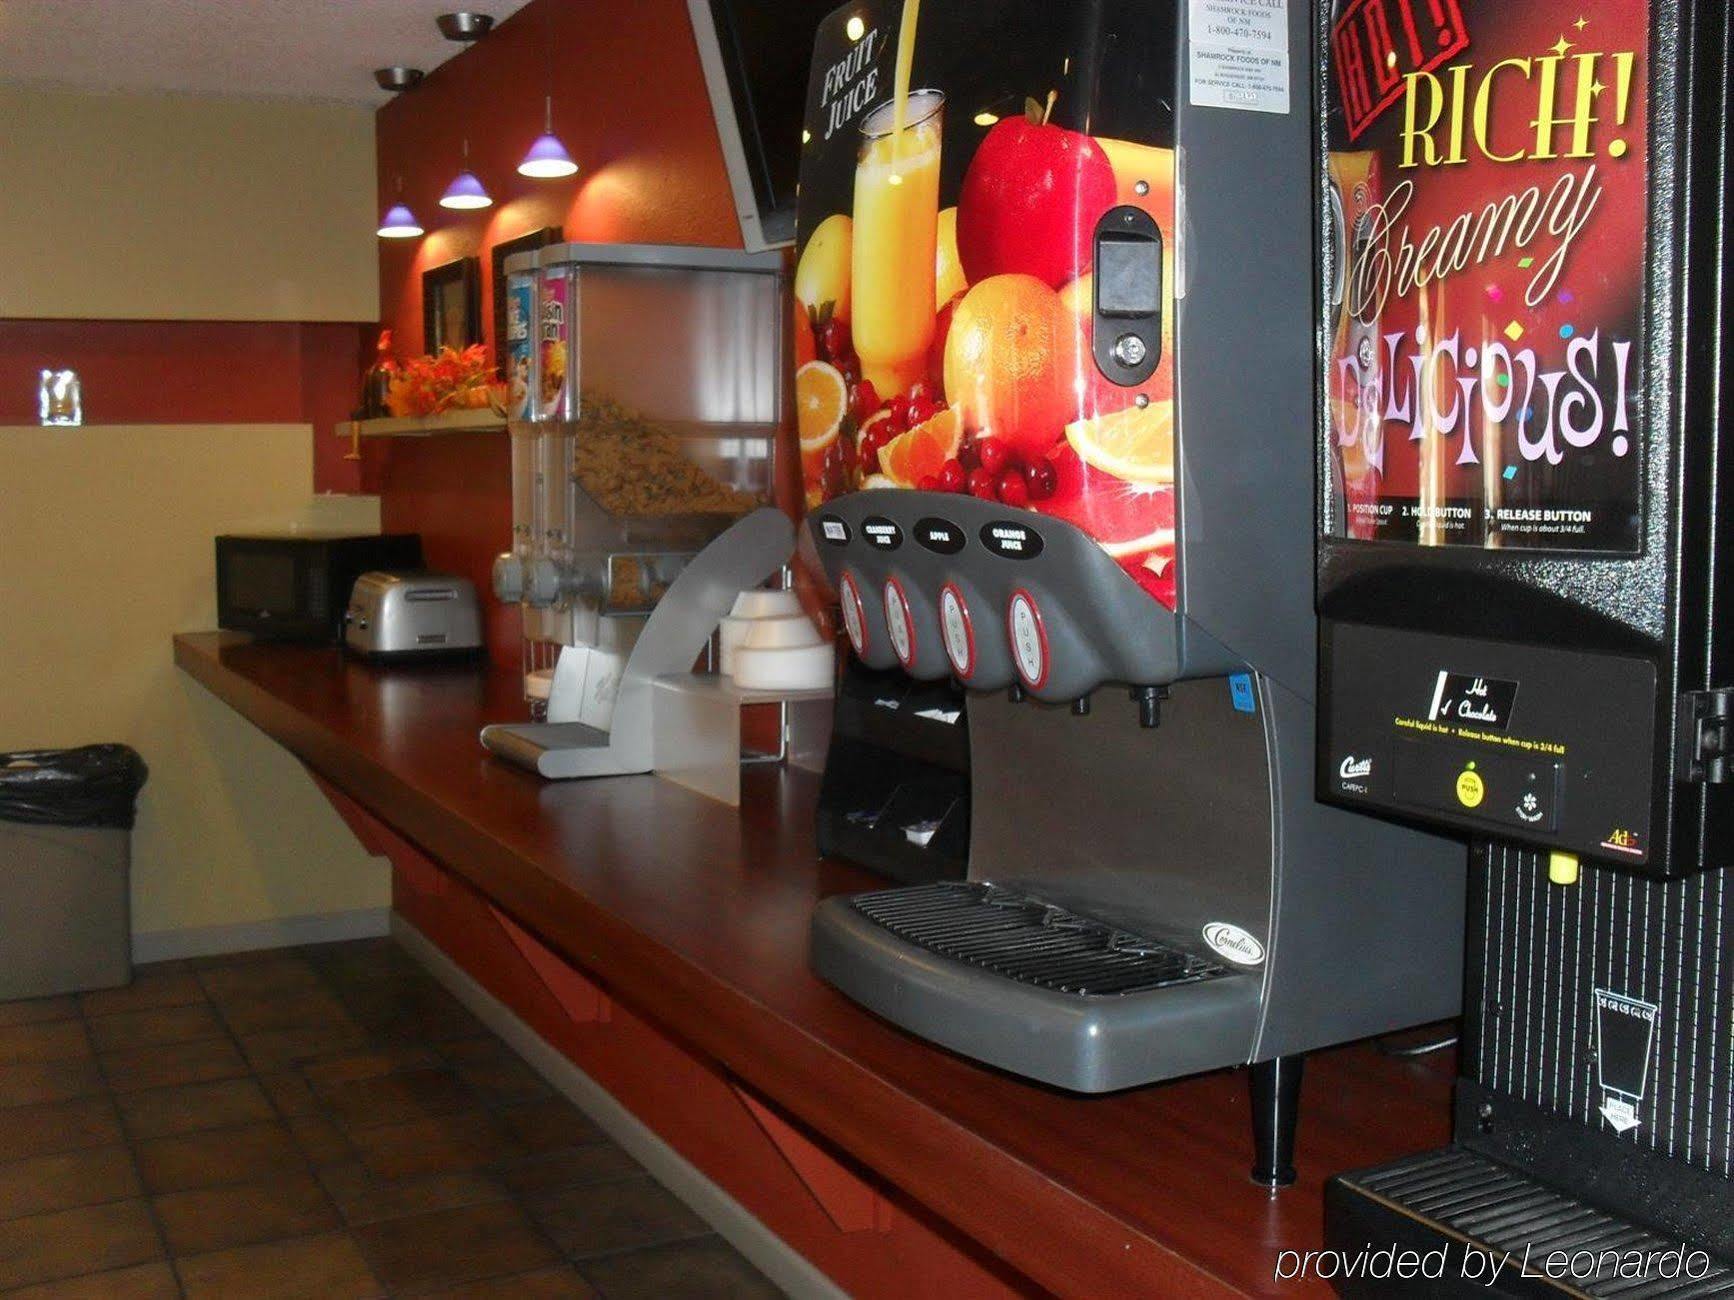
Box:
215;532;423;642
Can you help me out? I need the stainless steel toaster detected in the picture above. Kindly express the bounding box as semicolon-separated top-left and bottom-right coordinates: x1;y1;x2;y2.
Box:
344;571;483;660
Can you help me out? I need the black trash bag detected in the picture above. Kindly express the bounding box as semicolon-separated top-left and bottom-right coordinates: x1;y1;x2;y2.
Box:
0;746;149;830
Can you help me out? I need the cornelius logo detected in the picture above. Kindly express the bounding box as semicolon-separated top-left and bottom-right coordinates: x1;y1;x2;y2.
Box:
1332;0;1470;141
1203;922;1266;967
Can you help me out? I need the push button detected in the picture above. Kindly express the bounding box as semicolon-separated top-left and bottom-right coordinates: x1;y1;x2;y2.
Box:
1455;765;1485;809
1007;589;1048;690
1393;740;1562;834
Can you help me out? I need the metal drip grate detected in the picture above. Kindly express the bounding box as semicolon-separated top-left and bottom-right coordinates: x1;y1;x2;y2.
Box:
847;882;1226;996
1343;1150;1734;1297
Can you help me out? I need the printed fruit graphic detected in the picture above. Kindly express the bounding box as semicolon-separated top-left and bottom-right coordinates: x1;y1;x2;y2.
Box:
1125;549;1177;607
793;300;817;370
1064;400;1175;485
928;288;964;388
1038;445;1174;555
1057;272;1092;318
1095;137;1176;218
795;214;852;324
857;407;893;447
943;274;1080;463
1037;444;1177;606
935;207;967;308
857;407;896;474
956;111;1117;289
797;360;848;460
878;408;962;488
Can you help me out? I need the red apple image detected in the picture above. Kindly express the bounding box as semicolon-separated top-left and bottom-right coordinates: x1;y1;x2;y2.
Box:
956;112;1118;289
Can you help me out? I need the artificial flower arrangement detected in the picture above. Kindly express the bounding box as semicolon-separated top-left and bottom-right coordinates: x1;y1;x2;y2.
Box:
384;344;502;418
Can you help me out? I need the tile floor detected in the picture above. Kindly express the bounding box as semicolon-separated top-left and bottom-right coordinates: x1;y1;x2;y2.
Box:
0;938;785;1298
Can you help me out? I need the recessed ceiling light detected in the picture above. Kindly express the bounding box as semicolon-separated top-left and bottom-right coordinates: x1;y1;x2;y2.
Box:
373;66;425;93
436;12;494;42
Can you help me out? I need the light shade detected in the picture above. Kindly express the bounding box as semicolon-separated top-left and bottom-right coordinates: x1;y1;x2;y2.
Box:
517;132;578;179
438;169;493;210
376;202;424;238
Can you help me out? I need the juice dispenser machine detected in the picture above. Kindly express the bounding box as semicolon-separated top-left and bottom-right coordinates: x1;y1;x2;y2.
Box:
1317;0;1734;1286
791;0;1466;1180
484;243;799;780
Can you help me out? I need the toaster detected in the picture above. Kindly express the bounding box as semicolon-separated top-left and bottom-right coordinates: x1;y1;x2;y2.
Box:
344;571;484;660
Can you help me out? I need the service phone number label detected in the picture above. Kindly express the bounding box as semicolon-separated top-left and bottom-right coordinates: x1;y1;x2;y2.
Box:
1189;0;1290;115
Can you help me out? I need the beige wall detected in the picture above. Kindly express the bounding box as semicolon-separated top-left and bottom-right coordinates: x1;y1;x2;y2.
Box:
0;424;389;950
0;88;378;322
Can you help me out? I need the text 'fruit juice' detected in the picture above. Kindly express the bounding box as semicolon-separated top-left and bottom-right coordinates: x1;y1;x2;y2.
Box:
851;91;943;397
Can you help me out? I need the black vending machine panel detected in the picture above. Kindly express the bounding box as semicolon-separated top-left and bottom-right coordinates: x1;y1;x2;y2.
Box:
1316;0;1732;882
1322;626;1658;864
1318;0;1734;1289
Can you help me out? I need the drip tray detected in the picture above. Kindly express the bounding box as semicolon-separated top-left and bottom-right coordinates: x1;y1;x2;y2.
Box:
811;881;1261;1093
849;882;1224;996
1327;1149;1734;1298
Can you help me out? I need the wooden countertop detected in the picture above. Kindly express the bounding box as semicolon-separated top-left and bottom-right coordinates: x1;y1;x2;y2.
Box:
174;632;1453;1299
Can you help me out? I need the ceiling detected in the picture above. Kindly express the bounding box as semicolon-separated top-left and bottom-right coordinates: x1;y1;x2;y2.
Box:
0;0;533;104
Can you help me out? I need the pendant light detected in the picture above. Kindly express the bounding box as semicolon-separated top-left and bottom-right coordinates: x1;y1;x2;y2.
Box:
518;5;577;180
518;95;577;178
377;176;423;238
439;138;493;210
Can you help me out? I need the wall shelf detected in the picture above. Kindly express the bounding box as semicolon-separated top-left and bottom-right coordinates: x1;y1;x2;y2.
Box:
338;410;505;439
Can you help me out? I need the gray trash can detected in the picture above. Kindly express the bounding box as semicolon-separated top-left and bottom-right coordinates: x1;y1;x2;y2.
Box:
0;746;147;1000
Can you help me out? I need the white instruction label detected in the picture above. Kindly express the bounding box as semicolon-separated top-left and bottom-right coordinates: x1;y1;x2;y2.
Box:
1188;0;1290;115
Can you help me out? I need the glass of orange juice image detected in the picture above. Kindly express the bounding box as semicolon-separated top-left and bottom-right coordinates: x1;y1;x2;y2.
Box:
851;89;943;398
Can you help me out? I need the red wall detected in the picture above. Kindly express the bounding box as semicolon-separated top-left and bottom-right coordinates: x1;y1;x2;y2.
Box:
370;0;749;662
373;0;741;361
0;320;372;493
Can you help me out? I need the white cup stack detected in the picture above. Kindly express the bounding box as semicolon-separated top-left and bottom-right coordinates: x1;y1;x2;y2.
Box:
721;589;833;692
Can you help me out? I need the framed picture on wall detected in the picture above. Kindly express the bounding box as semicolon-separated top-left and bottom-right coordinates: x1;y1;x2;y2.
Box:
490;226;562;377
421;257;481;354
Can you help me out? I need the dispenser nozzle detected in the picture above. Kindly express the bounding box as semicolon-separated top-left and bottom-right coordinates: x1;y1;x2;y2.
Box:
1133;686;1167;729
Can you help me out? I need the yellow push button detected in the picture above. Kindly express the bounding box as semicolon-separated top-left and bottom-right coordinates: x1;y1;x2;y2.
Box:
1549;852;1581;886
1455;766;1485;809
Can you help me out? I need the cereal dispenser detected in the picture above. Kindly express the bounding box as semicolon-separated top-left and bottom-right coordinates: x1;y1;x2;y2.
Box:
483;243;802;781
